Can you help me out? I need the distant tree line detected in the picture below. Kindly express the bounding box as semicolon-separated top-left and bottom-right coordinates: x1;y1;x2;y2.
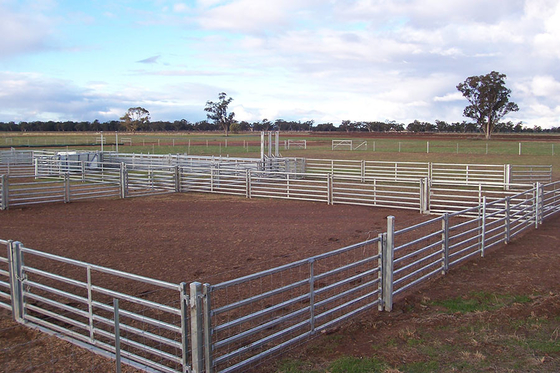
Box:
0;119;559;133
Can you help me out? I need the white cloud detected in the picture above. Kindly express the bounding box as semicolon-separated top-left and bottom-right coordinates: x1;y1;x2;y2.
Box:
0;4;54;58
530;75;560;97
197;0;321;33
434;92;464;102
173;3;190;13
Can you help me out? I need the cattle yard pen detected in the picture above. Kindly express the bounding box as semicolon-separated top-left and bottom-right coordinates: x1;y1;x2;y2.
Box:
1;149;560;372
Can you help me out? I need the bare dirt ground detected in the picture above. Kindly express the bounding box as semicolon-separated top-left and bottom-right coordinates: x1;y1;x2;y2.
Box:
1;193;559;372
0;193;429;372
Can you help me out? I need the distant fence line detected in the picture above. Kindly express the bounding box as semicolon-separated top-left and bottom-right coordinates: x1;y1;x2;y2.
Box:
0;159;547;214
0;151;553;214
2;179;560;372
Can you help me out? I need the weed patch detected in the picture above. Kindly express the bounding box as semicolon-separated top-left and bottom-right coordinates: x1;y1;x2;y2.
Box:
433;291;532;314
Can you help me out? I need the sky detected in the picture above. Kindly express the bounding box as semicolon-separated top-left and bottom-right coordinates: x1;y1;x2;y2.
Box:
1;0;560;128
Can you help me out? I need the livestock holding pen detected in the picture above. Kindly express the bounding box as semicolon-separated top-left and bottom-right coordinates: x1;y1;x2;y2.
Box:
1;147;559;372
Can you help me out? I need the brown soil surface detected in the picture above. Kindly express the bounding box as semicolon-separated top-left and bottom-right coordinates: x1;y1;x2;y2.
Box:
1;193;559;372
0;193;430;285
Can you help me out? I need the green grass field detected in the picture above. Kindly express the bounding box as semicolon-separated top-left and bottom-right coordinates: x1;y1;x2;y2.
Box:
2;131;560;178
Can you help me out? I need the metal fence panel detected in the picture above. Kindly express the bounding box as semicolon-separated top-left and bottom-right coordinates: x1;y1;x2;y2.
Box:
6;175;67;207
391;216;446;296
332;176;422;211
429;182;533;215
431;163;506;184
7;243;190;373
249;171;329;203
206;237;381;373
541;181;560;219
126;166;177;197
511;165;553;184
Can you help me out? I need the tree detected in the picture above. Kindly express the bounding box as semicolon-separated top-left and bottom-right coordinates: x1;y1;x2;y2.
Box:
456;71;519;139
204;92;235;136
120;107;150;132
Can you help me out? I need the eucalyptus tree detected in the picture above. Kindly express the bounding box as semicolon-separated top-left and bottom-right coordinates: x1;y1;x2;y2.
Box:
120;107;150;132
456;71;519;139
204;92;235;136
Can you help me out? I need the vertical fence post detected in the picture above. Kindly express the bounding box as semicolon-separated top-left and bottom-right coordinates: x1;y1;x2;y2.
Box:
246;169;252;199
377;233;384;311
8;241;25;323
119;163;127;198
113;298;122;373
481;196;486;257
1;174;8;210
441;213;449;274
190;282;203;373
179;282;190;373
327;173;333;205
505;164;511;191
420;178;429;214
382;216;395;312
175;165;181;193
361;160;366;182
64;173;70;203
535;182;541;228
202;284;213;373
309;259;315;332
87;266;95;342
81;161;86;182
505;197;511;243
